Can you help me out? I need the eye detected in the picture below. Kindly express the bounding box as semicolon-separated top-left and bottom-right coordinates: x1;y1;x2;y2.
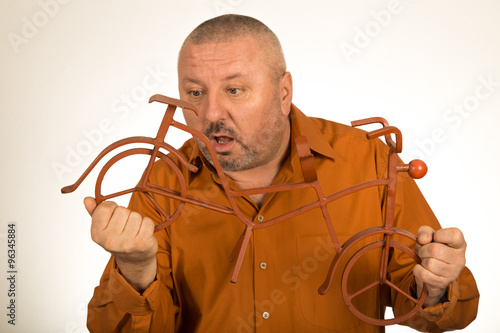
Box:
189;90;202;98
227;88;241;95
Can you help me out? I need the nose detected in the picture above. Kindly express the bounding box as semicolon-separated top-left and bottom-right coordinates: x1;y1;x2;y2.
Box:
203;92;228;124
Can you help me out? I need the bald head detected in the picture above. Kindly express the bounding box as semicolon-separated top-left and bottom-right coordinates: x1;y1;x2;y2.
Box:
179;14;286;82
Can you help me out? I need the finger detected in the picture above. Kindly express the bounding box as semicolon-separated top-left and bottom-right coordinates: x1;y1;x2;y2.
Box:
123;211;143;237
84;197;97;216
413;263;450;291
420;257;448;277
91;201;118;232
124;217;157;256
413;264;424;289
417;225;435;245
433;228;466;250
114;212;143;255
137;217;156;239
418;242;454;263
105;206;132;235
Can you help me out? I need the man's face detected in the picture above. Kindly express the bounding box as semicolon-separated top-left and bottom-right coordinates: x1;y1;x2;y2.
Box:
177;36;291;172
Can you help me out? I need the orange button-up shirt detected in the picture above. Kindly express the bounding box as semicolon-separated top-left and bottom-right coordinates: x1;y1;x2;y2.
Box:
88;105;479;332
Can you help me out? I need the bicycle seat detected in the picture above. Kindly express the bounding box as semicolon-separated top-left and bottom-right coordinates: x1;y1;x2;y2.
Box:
149;94;198;115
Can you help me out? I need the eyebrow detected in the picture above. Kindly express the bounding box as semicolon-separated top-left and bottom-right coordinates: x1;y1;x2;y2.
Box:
223;73;247;81
181;78;202;85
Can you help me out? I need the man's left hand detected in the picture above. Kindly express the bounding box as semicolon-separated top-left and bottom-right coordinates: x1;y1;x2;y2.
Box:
413;226;466;307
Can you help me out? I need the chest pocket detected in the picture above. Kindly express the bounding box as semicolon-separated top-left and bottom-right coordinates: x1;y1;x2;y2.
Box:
296;235;364;331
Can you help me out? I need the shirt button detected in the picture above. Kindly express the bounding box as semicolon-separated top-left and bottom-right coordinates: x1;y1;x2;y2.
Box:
259;262;267;270
257;215;264;222
262;311;270;320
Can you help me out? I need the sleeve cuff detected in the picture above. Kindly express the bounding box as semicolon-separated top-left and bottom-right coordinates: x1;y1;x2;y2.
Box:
108;257;162;315
417;279;458;324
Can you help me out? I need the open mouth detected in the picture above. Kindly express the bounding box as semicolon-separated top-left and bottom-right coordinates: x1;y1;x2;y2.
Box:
211;135;235;153
215;136;233;145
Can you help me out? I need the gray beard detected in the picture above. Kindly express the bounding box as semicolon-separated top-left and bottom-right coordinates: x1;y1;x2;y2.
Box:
198;120;259;171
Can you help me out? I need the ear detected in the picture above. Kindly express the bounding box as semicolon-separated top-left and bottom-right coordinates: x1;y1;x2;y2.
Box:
279;72;293;117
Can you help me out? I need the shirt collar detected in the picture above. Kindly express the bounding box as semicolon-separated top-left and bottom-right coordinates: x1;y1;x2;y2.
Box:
289;103;340;161
188;140;202;166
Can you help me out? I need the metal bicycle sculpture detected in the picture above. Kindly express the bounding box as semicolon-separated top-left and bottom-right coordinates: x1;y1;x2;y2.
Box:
62;94;428;326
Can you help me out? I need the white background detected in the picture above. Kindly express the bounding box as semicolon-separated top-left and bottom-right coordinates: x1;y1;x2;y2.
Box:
1;0;498;332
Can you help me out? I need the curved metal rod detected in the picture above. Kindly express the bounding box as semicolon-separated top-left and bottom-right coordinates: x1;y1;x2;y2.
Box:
318;226;418;295
351;117;389;128
367;126;402;153
340;240;427;326
61;136;197;194
62;95;428;326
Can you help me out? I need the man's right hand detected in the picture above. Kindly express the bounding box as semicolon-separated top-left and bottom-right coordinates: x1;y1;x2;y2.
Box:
84;197;158;292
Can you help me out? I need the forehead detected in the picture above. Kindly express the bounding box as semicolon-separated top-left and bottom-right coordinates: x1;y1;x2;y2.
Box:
178;36;264;80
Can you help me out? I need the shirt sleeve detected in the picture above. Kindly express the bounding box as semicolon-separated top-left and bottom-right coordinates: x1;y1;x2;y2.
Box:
87;255;177;333
87;161;179;333
389;172;479;332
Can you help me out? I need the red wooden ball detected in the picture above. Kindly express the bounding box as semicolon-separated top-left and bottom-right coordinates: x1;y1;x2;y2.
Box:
408;160;428;179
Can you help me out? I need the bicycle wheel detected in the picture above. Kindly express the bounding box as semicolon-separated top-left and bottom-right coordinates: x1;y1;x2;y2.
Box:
341;238;427;326
94;147;188;232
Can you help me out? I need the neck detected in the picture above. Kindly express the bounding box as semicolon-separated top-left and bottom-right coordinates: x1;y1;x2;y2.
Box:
225;126;291;208
226;161;285;208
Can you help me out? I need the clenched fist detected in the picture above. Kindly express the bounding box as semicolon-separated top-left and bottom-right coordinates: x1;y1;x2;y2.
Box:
413;226;466;307
84;197;158;292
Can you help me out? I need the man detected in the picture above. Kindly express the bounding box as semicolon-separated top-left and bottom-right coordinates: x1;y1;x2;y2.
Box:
84;14;479;332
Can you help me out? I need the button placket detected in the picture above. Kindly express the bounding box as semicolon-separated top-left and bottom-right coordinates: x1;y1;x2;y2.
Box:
253;212;273;327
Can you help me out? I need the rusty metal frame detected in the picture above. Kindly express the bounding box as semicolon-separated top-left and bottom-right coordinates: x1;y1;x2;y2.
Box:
62;94;428;326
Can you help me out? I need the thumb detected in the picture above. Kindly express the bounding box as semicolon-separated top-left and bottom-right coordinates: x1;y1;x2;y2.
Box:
83;197;97;216
417;225;435;245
